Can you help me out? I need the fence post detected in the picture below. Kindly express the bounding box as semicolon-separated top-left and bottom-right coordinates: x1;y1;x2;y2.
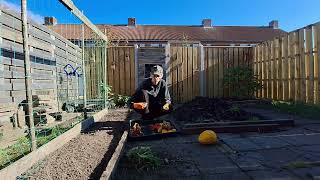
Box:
134;44;139;89
165;43;171;84
21;0;37;151
81;23;87;117
199;43;205;96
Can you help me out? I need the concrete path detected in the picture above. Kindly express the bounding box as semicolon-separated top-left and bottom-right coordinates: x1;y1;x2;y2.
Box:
115;113;320;180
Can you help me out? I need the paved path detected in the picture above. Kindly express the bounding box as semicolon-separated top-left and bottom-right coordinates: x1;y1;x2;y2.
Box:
115;110;320;180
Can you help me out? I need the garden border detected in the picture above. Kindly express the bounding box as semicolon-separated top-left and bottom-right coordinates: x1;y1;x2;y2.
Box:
0;108;108;180
100;130;128;180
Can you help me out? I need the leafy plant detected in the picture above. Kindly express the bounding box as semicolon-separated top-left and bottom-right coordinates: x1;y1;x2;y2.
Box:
229;105;240;113
113;95;130;107
99;82;116;108
127;146;162;171
272;100;320;119
223;67;262;98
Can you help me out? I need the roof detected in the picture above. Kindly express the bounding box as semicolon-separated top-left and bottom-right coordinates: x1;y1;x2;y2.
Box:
48;24;287;43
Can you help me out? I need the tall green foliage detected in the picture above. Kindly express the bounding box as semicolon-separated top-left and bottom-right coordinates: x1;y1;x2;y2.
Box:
223;67;262;98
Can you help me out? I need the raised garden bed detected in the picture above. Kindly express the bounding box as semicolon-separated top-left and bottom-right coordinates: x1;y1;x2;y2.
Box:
170;97;294;134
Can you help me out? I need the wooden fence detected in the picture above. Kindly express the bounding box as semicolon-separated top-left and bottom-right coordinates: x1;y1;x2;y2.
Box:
253;22;320;104
84;46;136;98
0;6;82;122
168;45;252;103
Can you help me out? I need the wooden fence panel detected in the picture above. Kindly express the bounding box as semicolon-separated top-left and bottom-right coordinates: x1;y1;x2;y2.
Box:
314;25;320;103
253;22;320;104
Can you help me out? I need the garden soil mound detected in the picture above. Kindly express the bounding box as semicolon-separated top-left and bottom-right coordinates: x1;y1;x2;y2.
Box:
172;97;252;123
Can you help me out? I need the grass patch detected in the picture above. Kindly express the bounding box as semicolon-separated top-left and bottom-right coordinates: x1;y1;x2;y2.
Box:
0;131;3;140
283;161;320;169
272;101;320;119
0;123;76;170
246;116;260;122
127;146;162;171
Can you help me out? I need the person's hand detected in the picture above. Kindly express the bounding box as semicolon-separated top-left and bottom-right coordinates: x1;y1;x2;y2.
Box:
133;102;147;110
163;103;170;111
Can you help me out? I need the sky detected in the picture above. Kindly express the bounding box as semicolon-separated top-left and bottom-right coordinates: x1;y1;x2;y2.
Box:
2;0;320;32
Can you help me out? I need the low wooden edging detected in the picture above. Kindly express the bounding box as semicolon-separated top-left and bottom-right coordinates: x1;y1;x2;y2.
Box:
182;119;294;134
100;131;128;180
0;108;109;180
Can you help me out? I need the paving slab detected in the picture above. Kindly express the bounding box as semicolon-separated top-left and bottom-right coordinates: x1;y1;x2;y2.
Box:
228;152;266;171
192;154;239;174
289;145;320;161
248;136;291;149
289;167;320;180
203;171;250;180
221;137;262;152
257;148;311;169
278;134;320;146
247;169;300;180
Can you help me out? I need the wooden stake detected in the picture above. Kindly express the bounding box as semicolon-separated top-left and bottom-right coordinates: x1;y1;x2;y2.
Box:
21;0;36;151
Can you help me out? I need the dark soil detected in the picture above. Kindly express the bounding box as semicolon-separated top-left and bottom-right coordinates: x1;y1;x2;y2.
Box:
172;97;260;124
21;108;129;180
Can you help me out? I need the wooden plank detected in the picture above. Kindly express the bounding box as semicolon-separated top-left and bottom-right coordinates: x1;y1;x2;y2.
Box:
272;39;278;100
213;48;219;97
182;47;187;103
299;29;306;102
218;48;224;97
262;43;267;98
207;48;213;98
172;56;177;103
187;47;193;101
253;47;258;97
305;26;314;103
100;131;128;180
114;47;120;95
266;41;272;99
119;48;125;95
204;48;208;97
223;48;229;97
228;48;234;97
192;47;199;98
277;38;283;100
315;25;320;104
124;47;131;95
176;46;181;102
294;32;301;102
258;45;263;98
282;36;289;101
107;48;113;89
130;47;135;95
288;33;295;101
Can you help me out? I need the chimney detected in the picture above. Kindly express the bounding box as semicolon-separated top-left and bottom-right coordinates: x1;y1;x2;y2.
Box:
202;19;212;27
128;18;136;26
44;17;57;26
269;20;279;29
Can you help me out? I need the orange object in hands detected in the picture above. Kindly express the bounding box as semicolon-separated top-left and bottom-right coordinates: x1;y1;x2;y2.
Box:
133;102;147;110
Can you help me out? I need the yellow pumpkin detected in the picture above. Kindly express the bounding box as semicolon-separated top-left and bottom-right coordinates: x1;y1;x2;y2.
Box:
198;130;218;145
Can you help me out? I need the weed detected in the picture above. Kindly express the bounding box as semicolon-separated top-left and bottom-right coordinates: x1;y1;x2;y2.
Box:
127;146;162;171
283;161;320;169
229;105;241;113
246;116;260;122
272;100;320;119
